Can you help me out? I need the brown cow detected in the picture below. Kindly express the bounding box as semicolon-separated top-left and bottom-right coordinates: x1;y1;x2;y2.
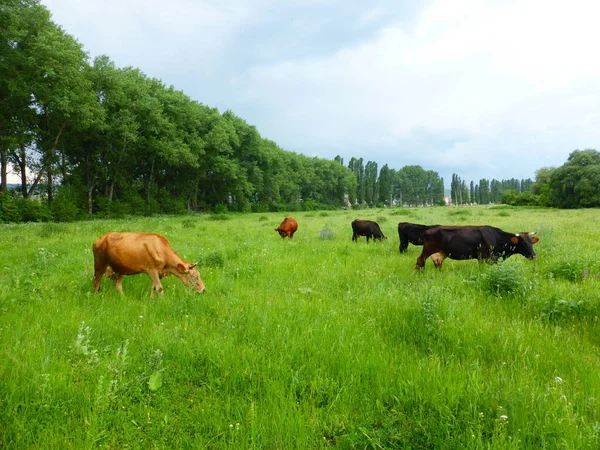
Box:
274;217;298;239
93;232;206;298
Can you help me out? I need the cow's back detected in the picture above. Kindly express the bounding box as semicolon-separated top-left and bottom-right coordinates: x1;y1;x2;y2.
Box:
93;232;173;274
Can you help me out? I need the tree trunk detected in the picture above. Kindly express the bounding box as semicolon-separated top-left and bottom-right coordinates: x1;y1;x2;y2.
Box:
146;157;155;202
0;143;7;193
88;180;96;215
47;166;53;202
17;144;28;198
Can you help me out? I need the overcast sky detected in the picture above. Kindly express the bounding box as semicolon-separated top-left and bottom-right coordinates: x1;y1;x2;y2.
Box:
37;0;600;185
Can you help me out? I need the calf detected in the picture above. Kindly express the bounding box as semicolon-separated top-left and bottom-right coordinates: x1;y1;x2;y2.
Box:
351;219;387;243
93;232;206;298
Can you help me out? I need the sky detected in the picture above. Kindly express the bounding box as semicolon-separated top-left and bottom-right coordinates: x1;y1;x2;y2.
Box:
32;0;600;186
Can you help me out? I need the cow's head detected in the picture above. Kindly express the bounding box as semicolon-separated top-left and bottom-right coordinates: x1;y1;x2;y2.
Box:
177;262;206;293
510;232;539;259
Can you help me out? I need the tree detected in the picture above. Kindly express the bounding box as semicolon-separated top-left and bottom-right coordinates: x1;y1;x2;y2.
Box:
548;149;600;208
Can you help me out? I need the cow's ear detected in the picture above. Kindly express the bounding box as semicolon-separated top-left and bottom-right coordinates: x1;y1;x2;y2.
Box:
176;263;187;273
532;237;540;244
511;236;519;245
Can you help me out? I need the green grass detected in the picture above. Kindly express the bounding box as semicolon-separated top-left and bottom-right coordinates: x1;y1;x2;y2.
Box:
1;206;600;448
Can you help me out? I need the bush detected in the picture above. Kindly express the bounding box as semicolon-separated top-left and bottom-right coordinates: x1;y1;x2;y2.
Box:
15;197;53;222
480;261;528;296
208;213;231;221
213;204;228;214
51;186;82;222
301;199;318;211
251;203;269;213
0;192;21;223
540;297;591;322
200;251;226;268
319;226;335;240
181;218;197;229
547;258;593;282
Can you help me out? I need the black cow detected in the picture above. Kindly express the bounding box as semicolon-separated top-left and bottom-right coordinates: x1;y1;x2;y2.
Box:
351;219;387;243
398;222;439;253
415;225;539;270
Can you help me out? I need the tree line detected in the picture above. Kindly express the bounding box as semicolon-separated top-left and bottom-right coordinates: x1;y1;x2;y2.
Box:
450;174;533;205
1;1;599;223
1;0;449;222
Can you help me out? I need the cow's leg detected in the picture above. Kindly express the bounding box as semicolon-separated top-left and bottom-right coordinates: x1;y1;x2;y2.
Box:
114;274;125;294
148;271;164;299
352;233;357;242
415;243;437;271
399;239;408;253
93;261;107;292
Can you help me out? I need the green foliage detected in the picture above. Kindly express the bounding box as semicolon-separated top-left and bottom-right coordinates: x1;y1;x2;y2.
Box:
15;197;53;222
181;217;197;229
389;208;416;217
479;260;529;296
208;213;231;221
213;204;228;214
148;371;163;392
546;257;593;282
51;186;82;222
0;192;20;223
548;149;600;208
539;297;591;323
201;250;226;268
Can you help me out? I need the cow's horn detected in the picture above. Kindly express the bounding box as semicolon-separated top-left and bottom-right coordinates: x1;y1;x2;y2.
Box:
529;231;537;236
190;263;197;269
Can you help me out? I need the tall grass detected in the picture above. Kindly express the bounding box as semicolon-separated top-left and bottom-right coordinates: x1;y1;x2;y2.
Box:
1;207;600;448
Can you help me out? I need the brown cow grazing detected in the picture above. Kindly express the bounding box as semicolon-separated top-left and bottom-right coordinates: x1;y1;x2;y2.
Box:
275;217;298;239
93;232;206;298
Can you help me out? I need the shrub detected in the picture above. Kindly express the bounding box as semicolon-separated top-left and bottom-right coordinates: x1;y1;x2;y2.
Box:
539;297;591;322
213;204;228;214
390;208;415;217
547;257;593;282
0;192;21;223
301;199;318;211
181;218;197;229
15;197;53;222
201;251;226;268
51;186;82;222
251;203;269;213
319;226;335;240
480;261;528;296
208;213;231;221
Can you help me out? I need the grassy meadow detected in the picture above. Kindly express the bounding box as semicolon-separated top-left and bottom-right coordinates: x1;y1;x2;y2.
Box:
1;205;600;449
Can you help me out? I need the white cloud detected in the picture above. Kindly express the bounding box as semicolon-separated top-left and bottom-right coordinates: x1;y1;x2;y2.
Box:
31;0;600;186
237;0;600;181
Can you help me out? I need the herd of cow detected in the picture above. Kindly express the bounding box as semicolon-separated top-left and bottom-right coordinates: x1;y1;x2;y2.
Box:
352;218;539;270
92;216;539;298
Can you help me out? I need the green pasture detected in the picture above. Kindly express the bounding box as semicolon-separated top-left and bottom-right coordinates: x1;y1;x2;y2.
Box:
1;206;599;448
